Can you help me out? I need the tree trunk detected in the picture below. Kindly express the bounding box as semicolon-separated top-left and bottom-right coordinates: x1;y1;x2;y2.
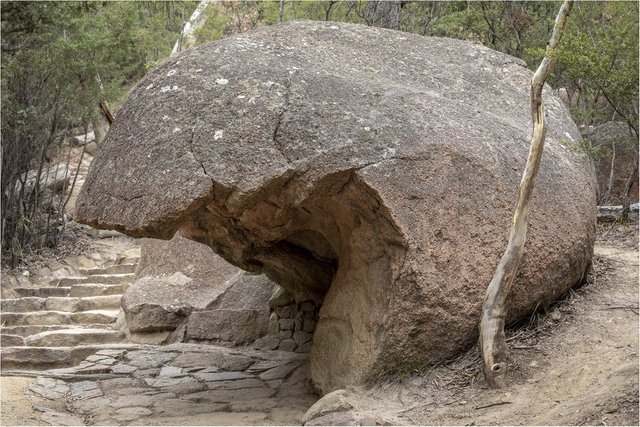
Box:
91;114;109;146
605;139;616;203
171;0;214;57
620;153;639;221
479;0;574;389
365;0;402;29
278;0;285;25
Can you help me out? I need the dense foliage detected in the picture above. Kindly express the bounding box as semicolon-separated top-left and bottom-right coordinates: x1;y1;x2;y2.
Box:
2;1;638;266
1;1;197;265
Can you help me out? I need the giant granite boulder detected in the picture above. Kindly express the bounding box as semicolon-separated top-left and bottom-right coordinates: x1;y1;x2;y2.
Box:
76;21;597;394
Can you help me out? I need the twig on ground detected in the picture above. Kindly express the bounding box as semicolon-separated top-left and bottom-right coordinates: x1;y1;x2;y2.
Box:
600;305;639;315
475;401;512;410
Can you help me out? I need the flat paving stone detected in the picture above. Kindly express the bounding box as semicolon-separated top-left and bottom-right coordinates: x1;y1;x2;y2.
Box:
74;363;112;375
40;410;85;426
170;350;254;371
99;378;141;393
133;368;160;378
158;366;183;377
109;394;156;409
147;377;206;394
247;359;287;373
184;386;276;402
259;362;300;381
28;384;66;400
70;381;102;400
95;349;127;357
110;363;137;374
193;371;253;382
113;406;153;422
85;354;118;364
150;398;230;416
206;378;267;391
71;396;113;413
115;407;152;416
125;350;176;369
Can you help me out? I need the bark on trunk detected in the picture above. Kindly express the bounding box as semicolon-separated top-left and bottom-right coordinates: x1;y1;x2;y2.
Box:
278;0;285;24
171;0;214;57
620;153;639;221
91;114;109;146
605;140;616;203
365;0;402;29
479;0;574;389
99;100;114;125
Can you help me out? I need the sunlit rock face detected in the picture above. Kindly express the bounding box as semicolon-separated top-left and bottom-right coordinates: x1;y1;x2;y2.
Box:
76;21;596;394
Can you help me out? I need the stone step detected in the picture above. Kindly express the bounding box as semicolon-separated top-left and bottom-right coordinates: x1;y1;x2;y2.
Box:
69;284;124;297
2;324;115;337
52;276;88;286
25;328;125;347
1;344;139;370
78;264;138;276
0;295;121;313
1;309;119;327
120;256;140;266
1;334;26;346
50;295;122;312
14;287;71;298
53;274;134;287
1;297;45;312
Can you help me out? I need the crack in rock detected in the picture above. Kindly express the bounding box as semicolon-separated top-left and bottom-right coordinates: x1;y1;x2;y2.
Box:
272;76;294;165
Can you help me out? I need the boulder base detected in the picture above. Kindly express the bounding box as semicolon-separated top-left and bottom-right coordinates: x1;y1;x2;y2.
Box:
77;21;597;394
123;234;276;345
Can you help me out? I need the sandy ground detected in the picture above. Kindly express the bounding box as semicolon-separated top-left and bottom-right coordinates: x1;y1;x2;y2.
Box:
1;377;61;426
1;233;638;426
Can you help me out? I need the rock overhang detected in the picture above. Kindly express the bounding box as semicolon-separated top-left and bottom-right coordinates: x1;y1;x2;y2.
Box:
76;20;596;394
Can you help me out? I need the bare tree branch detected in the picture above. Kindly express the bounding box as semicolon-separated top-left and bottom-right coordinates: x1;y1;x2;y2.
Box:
479;0;574;389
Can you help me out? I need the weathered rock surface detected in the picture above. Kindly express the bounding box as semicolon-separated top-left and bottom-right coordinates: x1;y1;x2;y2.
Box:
76;21;597;394
16;163;70;194
122;272;196;333
123;233;277;344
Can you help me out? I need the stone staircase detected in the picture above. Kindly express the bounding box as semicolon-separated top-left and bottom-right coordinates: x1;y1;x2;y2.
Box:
1;254;140;370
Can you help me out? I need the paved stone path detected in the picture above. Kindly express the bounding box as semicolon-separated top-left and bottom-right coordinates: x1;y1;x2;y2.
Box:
9;343;316;425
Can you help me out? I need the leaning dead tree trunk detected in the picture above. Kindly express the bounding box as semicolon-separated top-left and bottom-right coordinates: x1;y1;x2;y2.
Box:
479;0;574;389
171;0;214;57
